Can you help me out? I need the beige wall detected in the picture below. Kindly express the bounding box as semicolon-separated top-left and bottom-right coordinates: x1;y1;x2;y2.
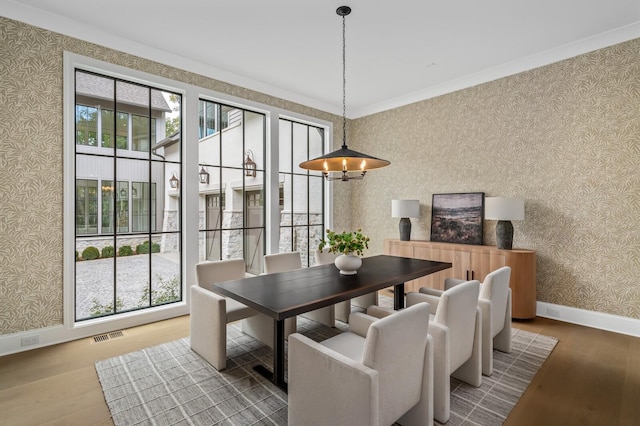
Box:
0;17;351;335
1;15;638;337
350;38;640;320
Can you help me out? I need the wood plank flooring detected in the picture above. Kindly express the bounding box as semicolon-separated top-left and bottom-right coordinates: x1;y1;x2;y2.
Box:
1;313;638;425
509;318;640;425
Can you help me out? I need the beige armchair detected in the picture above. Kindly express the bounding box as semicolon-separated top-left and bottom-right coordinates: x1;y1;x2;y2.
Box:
314;248;378;323
368;280;482;424
263;251;303;275
422;266;512;376
288;302;434;426
190;258;274;370
264;251;333;328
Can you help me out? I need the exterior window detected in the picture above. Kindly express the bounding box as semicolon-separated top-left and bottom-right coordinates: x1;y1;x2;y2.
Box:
100;180;139;234
278;119;325;267
198;101;230;138
101;180;114;233
132;115;155;152
101;109;114;148
132;182;157;232
116;111;128;149
75;105;98;146
75;179;98;234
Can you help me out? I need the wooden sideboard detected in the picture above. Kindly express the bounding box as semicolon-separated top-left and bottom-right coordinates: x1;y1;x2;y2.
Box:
383;239;536;319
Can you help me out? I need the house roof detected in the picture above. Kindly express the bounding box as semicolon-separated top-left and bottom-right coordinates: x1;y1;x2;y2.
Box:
75;71;172;112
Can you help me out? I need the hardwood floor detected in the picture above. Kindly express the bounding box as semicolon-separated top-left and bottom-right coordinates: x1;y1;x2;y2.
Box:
508;318;640;426
1;313;638;425
0;316;190;426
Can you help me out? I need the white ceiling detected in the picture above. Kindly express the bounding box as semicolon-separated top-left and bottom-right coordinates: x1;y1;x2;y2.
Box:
2;0;640;118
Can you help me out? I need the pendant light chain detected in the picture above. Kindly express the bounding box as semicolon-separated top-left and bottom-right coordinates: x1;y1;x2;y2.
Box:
342;12;347;148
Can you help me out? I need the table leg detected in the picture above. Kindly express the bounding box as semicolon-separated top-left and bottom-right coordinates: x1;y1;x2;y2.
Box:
253;318;287;392
394;283;405;310
273;319;286;389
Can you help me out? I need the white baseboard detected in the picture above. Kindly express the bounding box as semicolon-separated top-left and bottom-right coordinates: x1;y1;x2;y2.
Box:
537;301;640;338
0;303;189;357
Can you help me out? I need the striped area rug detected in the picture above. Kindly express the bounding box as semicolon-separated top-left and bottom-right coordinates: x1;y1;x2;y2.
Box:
96;312;556;425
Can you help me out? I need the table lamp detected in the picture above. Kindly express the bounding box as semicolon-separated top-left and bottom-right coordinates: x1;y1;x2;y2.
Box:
485;197;524;249
392;199;420;241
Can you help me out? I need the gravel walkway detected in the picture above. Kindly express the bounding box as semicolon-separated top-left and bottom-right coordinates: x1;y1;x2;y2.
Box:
75;253;180;320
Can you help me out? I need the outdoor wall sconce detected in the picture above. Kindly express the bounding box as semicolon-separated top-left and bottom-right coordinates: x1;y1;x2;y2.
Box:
132;186;138;197
119;188;126;198
169;173;179;189
244;150;257;177
199;166;210;184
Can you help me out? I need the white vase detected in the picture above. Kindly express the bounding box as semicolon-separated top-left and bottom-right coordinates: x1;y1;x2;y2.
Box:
334;253;362;275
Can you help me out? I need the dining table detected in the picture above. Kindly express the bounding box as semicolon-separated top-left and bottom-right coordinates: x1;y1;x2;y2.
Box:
213;254;452;391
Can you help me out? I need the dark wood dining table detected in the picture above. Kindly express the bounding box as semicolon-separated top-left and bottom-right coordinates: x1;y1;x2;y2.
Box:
213;254;452;391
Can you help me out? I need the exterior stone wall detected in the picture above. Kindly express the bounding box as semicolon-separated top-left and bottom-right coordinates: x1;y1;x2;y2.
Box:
279;213;323;268
196;211;323;267
161;210;179;254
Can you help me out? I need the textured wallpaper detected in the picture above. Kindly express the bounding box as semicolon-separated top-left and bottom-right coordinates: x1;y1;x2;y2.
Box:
1;15;638;336
0;17;349;335
349;38;640;320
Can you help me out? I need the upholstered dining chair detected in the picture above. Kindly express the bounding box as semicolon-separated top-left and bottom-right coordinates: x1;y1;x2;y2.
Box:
421;266;512;376
263;251;303;275
190;258;274;370
314;248;378;324
288;302;434;426
368;280;482;424
255;252;301;331
263;251;334;328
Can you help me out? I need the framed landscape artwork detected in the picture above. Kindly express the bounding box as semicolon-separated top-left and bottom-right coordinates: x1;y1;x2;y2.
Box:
430;192;484;245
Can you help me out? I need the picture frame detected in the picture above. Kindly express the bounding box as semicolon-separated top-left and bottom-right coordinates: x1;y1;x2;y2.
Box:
430;192;484;245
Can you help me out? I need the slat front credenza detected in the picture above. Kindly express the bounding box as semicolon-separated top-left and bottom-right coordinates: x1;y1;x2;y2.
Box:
384;239;536;319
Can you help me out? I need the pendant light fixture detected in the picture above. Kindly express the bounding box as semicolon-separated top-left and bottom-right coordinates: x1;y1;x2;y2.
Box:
299;6;390;181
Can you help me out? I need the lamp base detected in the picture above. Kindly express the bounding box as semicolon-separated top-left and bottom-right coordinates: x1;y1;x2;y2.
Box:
399;218;412;241
495;220;514;250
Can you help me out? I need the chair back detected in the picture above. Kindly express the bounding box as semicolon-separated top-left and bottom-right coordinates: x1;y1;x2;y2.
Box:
263;251;302;274
362;302;430;425
314;248;338;266
480;266;511;336
196;258;246;292
435;280;480;371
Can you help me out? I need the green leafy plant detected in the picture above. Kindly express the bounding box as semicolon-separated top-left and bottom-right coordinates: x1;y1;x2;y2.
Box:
101;246;115;258
89;297;124;317
82;246;100;260
118;245;133;257
318;228;370;256
136;241;161;254
140;275;180;306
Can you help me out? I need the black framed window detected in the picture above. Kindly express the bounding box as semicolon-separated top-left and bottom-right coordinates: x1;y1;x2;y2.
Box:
74;69;182;321
278;119;325;267
198;100;265;275
75;179;98;234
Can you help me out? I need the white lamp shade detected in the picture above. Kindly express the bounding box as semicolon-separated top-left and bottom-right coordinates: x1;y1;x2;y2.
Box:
485;197;525;221
392;199;420;218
